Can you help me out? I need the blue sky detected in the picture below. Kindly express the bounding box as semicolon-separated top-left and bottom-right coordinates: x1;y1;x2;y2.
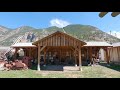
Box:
0;12;120;38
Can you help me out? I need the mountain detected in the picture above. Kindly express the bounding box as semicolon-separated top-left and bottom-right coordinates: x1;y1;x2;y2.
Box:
0;25;10;34
0;24;120;46
63;24;120;43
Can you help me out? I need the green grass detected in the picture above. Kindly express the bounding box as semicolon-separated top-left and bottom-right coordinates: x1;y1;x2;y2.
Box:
0;62;120;78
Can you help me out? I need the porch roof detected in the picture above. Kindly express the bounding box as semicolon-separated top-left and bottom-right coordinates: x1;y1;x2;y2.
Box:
112;42;120;47
11;43;37;48
84;41;112;47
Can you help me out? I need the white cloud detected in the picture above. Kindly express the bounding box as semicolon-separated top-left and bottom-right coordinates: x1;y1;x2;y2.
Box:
50;18;71;28
107;31;120;39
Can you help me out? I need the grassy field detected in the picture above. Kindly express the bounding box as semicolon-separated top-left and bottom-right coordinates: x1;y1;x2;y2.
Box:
0;62;120;78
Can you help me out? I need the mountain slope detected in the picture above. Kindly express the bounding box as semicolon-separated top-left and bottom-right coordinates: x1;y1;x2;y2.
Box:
0;24;120;46
63;24;120;43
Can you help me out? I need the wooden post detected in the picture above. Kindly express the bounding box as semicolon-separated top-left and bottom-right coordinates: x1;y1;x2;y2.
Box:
93;47;95;65
108;48;111;63
117;47;119;61
83;48;86;60
86;48;88;60
23;48;26;56
85;48;88;60
64;35;65;46
105;48;109;64
56;35;58;46
44;49;46;65
90;47;92;65
78;45;82;71
70;50;71;60
60;49;62;64
14;48;18;60
74;48;77;67
29;47;31;57
37;43;41;71
118;47;120;59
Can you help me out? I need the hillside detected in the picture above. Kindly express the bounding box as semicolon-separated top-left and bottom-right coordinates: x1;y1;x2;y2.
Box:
63;24;120;43
0;24;120;46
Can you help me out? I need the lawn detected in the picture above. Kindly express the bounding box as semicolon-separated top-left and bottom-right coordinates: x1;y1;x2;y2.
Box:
0;62;120;78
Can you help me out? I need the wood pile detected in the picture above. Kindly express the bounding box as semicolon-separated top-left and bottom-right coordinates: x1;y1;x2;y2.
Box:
22;56;32;68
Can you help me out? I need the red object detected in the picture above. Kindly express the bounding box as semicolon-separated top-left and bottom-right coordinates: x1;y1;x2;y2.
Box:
22;56;32;68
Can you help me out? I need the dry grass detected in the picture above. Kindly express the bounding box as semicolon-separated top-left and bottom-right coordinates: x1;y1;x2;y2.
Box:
0;62;120;78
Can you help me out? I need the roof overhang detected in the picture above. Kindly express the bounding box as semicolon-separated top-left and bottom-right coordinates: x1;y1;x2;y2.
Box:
83;42;113;47
11;43;37;48
112;42;120;47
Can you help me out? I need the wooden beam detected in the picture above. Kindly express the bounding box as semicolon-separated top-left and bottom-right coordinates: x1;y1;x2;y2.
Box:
74;47;77;67
84;48;87;60
64;35;65;46
52;36;53;46
108;48;111;62
48;38;51;46
44;49;46;65
69;46;75;51
60;34;61;46
105;48;109;64
40;45;47;52
99;12;108;18
117;47;119;61
86;47;89;60
118;47;120;60
23;48;26;56
111;12;120;17
14;48;18;60
73;39;75;47
68;37;69;46
50;37;52;46
47;38;48;46
70;50;71;60
90;47;92;64
78;45;82;71
92;47;95;65
56;35;57;46
29;47;31;57
58;35;60;46
60;49;62;63
37;43;41;71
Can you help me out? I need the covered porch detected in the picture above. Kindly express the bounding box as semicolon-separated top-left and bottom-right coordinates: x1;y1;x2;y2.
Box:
10;43;37;68
11;43;37;60
83;42;113;65
33;31;86;71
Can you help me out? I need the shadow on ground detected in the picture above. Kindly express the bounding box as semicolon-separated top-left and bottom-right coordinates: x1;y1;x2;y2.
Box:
99;62;120;72
41;65;64;71
30;64;64;71
30;64;37;70
30;64;81;71
30;63;88;71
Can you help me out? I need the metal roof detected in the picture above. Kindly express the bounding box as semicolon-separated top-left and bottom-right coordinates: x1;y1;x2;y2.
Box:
84;41;112;47
112;42;120;47
11;43;37;48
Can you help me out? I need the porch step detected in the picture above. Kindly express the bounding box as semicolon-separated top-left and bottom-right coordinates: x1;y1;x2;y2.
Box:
63;66;79;71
